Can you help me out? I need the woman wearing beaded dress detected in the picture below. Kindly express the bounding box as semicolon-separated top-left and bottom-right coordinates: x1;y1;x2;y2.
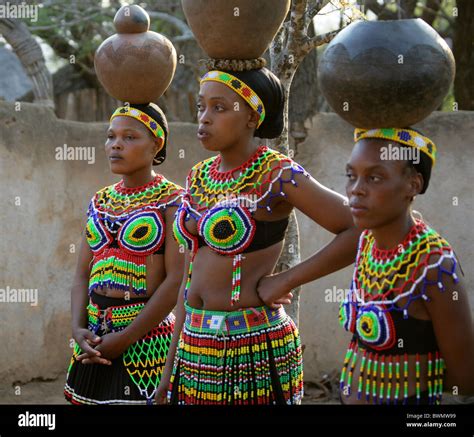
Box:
334;128;474;404
260;125;474;405
155;58;361;405
65;103;184;404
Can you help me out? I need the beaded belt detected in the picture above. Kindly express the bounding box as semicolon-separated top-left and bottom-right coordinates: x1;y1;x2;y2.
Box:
87;300;174;334
184;302;287;335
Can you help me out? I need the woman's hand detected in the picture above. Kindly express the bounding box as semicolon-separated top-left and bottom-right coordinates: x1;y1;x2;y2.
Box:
73;328;112;365
256;273;294;309
79;331;131;363
155;378;170;405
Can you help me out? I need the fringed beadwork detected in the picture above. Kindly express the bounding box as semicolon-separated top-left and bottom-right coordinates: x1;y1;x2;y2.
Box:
231;254;243;306
339;219;459;404
86;175;182;295
168;303;304;405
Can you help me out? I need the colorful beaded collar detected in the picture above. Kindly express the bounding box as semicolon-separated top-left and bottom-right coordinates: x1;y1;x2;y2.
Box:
114;174;164;195
93;175;182;217
352;219;458;308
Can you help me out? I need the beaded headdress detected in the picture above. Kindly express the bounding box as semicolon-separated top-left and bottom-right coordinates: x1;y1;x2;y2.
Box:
354;128;437;167
200;70;266;128
110;104;167;165
111;106;165;140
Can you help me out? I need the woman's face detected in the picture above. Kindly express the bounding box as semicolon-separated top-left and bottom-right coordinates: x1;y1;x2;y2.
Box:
345;138;422;230
197;81;259;151
105;116;162;175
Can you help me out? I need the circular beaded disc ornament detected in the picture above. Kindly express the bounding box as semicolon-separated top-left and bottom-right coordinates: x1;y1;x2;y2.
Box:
173;207;199;253
86;214;113;254
355;304;396;350
197;202;256;255
118;209;165;255
339;297;357;333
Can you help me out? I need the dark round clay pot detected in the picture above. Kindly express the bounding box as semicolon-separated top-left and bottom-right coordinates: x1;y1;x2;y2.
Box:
181;0;290;59
318;19;455;128
94;5;177;104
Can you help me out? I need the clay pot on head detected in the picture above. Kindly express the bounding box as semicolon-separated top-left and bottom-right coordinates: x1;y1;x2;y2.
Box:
318;19;455;128
181;0;290;59
94;4;177;104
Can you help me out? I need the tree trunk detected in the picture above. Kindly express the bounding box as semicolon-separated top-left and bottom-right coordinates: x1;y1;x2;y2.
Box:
288;21;320;148
270;73;302;324
268;0;339;325
0;18;54;107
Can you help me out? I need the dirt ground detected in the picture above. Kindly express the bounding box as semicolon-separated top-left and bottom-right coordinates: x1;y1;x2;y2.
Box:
0;373;340;405
0;374;68;405
1;373;470;405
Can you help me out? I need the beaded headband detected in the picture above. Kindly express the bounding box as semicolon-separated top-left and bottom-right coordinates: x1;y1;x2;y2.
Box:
200;70;266;128
354;128;437;167
111;106;166;141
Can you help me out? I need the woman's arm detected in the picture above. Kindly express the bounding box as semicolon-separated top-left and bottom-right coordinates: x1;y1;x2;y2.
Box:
424;258;474;395
87;206;185;361
71;234;92;333
257;171;360;305
155;250;190;404
70;233;111;364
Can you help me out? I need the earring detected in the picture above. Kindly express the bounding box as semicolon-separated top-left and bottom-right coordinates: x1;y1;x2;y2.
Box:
411;209;423;221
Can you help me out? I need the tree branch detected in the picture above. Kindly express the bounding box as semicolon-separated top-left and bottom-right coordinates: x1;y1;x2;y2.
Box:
304;0;331;35
301;29;339;54
306;0;331;22
28;11;102;31
147;11;193;40
420;3;455;26
269;16;289;71
0;17;54;106
288;0;309;52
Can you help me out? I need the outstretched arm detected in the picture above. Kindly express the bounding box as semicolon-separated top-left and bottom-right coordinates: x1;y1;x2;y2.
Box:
257;171;360;306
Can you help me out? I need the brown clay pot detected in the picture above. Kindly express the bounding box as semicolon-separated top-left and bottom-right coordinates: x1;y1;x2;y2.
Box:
318;19;455;128
94;4;177;104
181;0;290;59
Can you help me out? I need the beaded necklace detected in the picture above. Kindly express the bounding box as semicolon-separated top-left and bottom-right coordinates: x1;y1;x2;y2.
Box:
351;219;458;313
94;175;174;214
87;174;182;295
339;219;459;404
175;145;309;305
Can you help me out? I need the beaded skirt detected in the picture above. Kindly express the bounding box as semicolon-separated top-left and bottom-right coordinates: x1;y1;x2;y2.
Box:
65;291;174;405
168;303;304;405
